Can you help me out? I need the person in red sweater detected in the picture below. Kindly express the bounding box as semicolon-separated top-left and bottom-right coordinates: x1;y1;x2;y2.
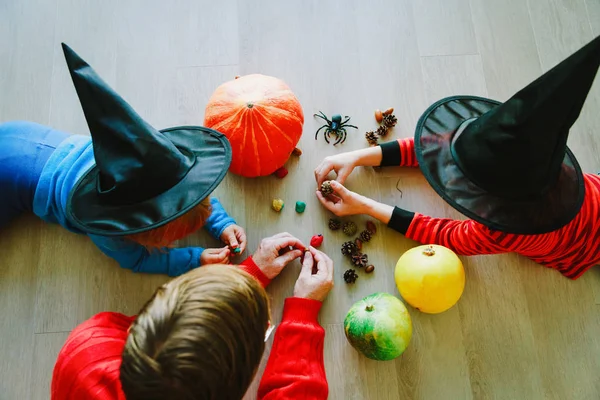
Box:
315;35;600;280
51;232;332;400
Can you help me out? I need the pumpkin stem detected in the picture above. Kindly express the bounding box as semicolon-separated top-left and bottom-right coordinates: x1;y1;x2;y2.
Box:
365;305;374;312
423;245;435;257
247;102;254;108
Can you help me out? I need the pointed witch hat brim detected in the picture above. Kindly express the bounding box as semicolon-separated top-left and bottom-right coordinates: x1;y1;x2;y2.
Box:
414;36;600;234
414;95;584;234
62;44;232;236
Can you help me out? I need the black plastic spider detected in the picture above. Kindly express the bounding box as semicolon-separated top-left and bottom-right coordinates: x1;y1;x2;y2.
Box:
314;111;358;145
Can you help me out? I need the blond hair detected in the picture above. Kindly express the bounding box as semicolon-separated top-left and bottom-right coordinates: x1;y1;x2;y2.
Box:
126;197;212;249
120;265;270;400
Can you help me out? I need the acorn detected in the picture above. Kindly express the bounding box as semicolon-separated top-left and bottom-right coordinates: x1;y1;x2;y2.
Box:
366;220;377;235
292;147;303;156
383;107;394;116
374;109;383;123
365;265;375;274
354;238;363;251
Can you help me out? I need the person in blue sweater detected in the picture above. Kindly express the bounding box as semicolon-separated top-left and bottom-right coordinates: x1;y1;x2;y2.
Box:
0;43;246;277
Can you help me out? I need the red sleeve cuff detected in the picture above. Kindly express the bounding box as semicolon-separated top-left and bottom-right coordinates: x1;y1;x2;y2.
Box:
239;257;271;288
282;297;323;323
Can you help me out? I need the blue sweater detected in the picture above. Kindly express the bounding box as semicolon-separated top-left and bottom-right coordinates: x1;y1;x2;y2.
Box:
32;134;236;276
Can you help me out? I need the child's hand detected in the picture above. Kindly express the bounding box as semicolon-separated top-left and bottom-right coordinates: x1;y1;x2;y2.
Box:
220;224;247;254
315;180;371;217
200;247;230;265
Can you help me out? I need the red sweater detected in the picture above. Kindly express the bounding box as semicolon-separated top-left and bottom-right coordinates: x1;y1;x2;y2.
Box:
51;258;328;399
380;138;600;279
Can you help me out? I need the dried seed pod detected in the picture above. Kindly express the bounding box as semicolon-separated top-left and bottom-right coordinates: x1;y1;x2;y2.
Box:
292;147;303;156
342;221;357;236
329;218;341;230
375;109;383;123
383;107;394;116
376;125;389;137
382;114;398;129
359;230;372;242
341;241;357;256
366;220;377;234
351;253;368;268
320;181;334;196
354;238;363;251
365;265;375;273
344;269;359;283
365;130;379;146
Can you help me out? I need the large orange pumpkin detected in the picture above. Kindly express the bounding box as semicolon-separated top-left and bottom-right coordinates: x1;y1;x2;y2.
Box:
204;74;304;177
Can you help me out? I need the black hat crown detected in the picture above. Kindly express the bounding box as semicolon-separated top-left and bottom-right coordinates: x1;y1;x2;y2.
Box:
62;43;194;205
451;35;600;198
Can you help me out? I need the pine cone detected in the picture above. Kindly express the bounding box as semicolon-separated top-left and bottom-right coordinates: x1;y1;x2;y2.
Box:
329;218;341;230
351;253;368;268
376;125;389;137
320;181;334;196
359;230;372;242
341;241;357;256
382;114;397;128
365;130;378;145
344;269;359;283
343;221;357;236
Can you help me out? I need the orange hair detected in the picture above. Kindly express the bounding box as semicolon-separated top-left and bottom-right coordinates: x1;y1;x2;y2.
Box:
127;197;212;249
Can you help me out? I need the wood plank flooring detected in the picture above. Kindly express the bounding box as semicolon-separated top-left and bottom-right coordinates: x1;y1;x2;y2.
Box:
0;1;599;399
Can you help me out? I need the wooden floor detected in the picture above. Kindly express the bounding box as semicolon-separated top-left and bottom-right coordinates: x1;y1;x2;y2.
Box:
1;1;599;399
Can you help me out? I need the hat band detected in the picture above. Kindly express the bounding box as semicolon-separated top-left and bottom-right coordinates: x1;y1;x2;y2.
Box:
449;117;477;178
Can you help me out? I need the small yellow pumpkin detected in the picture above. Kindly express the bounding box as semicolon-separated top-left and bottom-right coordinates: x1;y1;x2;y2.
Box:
394;245;465;314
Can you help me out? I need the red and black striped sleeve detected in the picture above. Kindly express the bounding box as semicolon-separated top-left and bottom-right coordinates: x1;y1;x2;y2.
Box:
403;213;509;255
379;138;419;167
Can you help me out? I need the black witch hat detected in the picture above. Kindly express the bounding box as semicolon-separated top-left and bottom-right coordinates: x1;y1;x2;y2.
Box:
62;43;232;236
414;35;600;234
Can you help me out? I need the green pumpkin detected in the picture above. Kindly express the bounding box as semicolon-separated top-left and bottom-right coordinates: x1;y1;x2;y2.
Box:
344;292;412;361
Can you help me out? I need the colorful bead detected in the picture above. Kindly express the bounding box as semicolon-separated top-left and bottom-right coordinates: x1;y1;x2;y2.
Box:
272;198;284;212
310;234;324;247
295;201;306;213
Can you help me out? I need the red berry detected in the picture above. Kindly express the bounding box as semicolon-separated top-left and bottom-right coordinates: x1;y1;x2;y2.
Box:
310;234;324;247
274;167;288;179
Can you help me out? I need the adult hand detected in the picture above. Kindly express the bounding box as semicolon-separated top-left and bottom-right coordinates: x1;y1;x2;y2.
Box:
293;247;334;302
220;224;248;254
252;232;306;280
200;246;230;265
315;180;371;217
314;152;358;186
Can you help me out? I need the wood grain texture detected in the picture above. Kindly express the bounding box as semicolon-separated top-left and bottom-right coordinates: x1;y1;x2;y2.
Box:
412;0;478;57
0;217;42;400
469;0;542;100
30;332;70;400
0;1;599;399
